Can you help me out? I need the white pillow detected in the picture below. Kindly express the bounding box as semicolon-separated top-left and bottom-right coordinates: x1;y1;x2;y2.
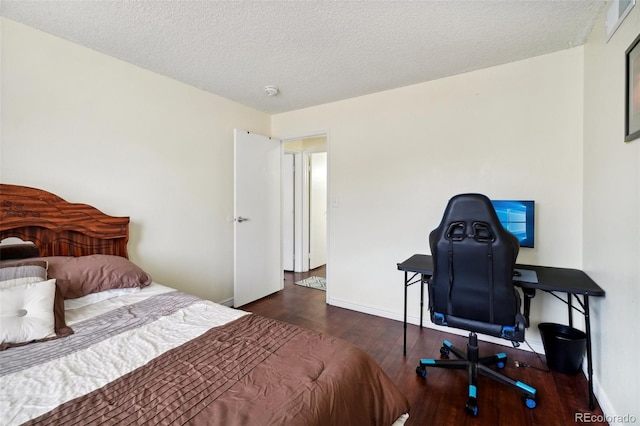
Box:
0;279;56;344
64;286;141;310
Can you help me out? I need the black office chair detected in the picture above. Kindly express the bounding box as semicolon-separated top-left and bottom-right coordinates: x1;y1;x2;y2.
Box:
416;193;536;416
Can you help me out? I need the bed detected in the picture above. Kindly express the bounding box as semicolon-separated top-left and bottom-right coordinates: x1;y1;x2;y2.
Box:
0;184;410;426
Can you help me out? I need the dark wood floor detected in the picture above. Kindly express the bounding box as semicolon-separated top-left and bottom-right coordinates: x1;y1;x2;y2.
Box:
240;266;607;426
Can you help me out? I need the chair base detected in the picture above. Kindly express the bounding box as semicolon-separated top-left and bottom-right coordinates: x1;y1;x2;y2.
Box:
416;332;537;416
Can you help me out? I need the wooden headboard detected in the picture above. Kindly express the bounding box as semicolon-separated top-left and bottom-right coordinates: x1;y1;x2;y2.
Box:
0;184;130;258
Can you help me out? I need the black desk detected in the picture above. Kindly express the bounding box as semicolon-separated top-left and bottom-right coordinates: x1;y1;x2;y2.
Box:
397;254;605;410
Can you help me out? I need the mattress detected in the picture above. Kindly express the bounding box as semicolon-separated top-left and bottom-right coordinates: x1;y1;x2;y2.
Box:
1;283;410;425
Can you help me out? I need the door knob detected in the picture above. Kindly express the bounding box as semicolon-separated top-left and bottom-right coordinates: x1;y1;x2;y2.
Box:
236;217;250;223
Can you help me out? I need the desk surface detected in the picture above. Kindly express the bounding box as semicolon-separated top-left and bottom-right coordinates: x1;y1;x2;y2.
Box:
397;254;605;297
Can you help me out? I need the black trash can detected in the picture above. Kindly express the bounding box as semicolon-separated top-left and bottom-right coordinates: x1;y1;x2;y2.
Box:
538;323;587;375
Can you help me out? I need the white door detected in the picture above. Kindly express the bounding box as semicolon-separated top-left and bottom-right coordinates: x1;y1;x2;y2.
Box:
282;153;295;271
309;152;327;269
234;129;282;307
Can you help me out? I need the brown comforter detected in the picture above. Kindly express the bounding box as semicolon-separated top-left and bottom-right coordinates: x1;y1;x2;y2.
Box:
24;314;409;425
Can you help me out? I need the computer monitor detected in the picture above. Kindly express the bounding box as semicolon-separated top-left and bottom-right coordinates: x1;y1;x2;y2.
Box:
491;200;535;248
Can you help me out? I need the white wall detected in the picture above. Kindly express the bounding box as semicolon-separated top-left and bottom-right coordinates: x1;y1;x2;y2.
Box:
0;18;271;303
4;11;637;421
273;47;586;347
583;3;640;422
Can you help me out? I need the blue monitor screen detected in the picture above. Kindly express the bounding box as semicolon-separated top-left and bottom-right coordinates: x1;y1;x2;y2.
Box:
491;200;535;248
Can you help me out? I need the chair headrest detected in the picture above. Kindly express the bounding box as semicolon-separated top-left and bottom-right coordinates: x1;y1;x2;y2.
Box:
439;194;499;225
435;193;516;244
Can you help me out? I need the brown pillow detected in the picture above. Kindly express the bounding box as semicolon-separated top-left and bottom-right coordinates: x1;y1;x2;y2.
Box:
0;244;40;261
52;282;73;337
42;255;152;299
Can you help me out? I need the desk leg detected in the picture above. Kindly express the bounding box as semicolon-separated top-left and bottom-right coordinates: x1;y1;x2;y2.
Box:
584;295;595;410
420;274;424;328
404;271;408;356
568;293;573;328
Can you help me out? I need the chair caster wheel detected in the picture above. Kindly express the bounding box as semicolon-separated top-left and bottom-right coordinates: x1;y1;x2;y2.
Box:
465;401;479;416
416;365;427;378
440;346;450;356
523;395;536;409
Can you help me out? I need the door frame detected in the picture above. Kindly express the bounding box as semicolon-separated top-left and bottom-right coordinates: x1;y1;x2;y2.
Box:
282;151;296;272
308;151;327;270
280;132;330;302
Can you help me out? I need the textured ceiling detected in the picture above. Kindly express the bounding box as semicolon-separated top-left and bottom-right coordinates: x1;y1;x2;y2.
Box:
1;1;606;114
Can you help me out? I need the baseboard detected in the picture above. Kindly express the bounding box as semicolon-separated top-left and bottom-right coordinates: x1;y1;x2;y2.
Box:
217;297;234;307
573;367;623;424
587;368;625;424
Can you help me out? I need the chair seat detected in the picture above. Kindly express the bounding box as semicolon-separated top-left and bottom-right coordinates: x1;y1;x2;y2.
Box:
431;312;525;342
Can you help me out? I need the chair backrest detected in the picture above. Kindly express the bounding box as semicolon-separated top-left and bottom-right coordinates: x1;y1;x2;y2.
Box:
429;194;521;332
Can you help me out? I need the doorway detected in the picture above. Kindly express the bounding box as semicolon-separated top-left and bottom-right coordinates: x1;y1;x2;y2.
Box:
282;136;327;281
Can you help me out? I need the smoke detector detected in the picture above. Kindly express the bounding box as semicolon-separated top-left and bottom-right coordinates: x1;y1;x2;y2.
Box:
264;85;279;96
